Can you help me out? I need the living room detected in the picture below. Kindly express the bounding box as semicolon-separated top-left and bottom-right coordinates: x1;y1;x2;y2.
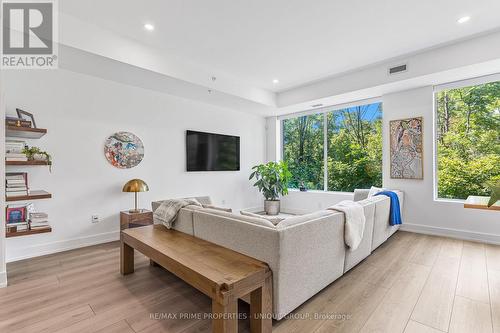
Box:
0;1;499;333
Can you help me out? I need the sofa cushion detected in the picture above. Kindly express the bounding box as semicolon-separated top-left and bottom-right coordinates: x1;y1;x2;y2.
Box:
202;204;232;213
198;208;276;228
240;210;285;225
277;210;338;229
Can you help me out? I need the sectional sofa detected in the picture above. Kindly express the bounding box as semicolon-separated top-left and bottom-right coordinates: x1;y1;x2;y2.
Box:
152;190;403;320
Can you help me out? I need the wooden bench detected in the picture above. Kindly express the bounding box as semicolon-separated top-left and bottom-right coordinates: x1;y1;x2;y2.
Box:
120;224;272;333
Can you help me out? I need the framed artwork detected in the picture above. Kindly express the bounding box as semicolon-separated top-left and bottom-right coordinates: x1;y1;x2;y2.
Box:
16;108;37;128
104;132;144;169
389;117;423;179
6;206;27;223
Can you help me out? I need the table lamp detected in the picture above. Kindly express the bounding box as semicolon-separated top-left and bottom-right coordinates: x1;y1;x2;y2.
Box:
122;179;149;213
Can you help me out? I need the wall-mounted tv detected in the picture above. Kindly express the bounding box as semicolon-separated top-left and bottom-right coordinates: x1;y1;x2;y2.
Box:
186;130;240;171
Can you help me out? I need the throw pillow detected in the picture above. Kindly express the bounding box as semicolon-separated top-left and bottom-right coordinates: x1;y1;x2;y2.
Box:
240;210;285;225
368;186;387;197
202;204;232;213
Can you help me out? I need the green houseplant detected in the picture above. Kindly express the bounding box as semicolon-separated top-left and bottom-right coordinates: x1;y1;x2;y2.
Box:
249;161;292;215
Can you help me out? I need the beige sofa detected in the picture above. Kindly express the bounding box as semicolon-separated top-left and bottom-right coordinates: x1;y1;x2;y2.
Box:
152;190;403;320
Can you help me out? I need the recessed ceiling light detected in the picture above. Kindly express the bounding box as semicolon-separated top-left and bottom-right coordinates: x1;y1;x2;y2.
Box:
272;79;279;84
144;23;155;31
312;104;324;108
457;16;470;24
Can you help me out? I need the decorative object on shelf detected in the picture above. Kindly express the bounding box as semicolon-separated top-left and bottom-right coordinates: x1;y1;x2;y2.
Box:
6;204;27;223
16;108;37;128
6;116;31;128
249;161;292;215
299;181;307;192
122;179;149;213
22;146;52;171
104;132;144;169
389;117;423;179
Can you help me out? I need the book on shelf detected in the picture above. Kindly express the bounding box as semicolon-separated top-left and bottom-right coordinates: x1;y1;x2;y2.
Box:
30;223;50;229
16;224;29;231
6;157;29;162
6;191;30;197
6;172;28;189
6;221;28;226
6;140;26;153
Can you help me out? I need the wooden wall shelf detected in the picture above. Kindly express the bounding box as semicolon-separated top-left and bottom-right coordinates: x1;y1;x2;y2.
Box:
6;190;52;202
6;160;49;166
6;226;52;238
6;126;47;139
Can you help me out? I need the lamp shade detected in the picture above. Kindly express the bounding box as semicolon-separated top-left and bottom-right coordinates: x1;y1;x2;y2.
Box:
122;179;149;193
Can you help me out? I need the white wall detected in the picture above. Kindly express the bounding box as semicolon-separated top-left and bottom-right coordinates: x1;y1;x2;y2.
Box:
3;69;266;262
383;87;500;243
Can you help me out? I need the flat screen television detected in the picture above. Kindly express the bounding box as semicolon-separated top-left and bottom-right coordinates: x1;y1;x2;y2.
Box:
186;130;240;171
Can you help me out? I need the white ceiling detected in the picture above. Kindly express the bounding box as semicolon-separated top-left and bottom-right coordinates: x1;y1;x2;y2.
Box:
61;0;500;92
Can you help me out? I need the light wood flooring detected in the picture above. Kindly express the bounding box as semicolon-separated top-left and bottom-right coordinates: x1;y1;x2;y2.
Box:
2;231;500;333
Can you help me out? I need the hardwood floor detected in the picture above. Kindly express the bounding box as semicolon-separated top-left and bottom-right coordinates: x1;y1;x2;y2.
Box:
2;231;499;333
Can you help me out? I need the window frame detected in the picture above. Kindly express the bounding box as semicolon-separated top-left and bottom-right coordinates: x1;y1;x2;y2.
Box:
433;73;500;202
279;97;383;193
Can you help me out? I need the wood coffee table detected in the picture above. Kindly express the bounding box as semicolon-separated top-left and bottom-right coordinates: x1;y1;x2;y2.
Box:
120;224;272;333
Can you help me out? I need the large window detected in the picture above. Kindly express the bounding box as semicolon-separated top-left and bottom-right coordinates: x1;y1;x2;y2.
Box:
282;113;324;190
282;101;382;192
436;80;500;200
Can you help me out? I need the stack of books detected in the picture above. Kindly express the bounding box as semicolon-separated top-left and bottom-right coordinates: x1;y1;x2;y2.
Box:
29;212;50;229
6;140;27;162
6;172;29;197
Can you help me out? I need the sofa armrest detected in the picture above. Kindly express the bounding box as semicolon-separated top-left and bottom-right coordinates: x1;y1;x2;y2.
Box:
353;189;370;201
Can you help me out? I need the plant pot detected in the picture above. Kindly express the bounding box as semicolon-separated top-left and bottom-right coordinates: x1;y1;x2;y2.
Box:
264;200;280;215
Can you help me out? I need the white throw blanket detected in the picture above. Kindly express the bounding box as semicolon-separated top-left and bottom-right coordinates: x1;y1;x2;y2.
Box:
153;198;202;229
328;200;366;250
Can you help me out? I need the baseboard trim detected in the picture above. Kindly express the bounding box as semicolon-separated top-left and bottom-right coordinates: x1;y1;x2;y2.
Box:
400;223;500;245
0;271;7;288
6;231;120;263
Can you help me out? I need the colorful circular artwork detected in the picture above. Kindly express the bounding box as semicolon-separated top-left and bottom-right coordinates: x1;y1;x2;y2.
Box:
104;132;144;169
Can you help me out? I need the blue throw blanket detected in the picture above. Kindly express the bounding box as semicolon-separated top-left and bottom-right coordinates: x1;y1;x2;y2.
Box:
374;191;403;226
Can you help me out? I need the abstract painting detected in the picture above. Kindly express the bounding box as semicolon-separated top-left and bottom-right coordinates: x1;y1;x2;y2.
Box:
104;132;144;169
390;117;423;179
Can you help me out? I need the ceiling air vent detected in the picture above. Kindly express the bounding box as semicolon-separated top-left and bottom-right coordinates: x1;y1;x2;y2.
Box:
389;64;408;75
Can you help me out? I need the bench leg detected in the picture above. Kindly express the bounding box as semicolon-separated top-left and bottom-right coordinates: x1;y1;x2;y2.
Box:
250;275;272;333
212;297;238;333
120;242;134;275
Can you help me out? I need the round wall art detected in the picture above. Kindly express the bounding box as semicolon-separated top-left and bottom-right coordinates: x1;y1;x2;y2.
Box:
104;131;144;169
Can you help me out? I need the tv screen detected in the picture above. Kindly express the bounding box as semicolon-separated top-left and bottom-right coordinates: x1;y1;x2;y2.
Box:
186;130;240;171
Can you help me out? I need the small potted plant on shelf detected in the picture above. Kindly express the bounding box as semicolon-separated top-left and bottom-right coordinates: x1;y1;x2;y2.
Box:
249;161;292;215
22;146;52;171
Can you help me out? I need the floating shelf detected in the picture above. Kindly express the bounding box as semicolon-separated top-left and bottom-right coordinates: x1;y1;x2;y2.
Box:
6;226;52;238
6;190;52;202
6;160;49;166
6;126;47;139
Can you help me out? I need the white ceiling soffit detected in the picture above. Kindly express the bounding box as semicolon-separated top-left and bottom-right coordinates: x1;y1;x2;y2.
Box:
59;13;277;112
59;45;276;116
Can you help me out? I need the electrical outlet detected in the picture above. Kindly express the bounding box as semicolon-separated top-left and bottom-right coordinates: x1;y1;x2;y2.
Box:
91;215;100;223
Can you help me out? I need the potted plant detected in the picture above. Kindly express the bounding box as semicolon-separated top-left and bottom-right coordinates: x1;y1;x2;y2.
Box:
249;161;292;215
